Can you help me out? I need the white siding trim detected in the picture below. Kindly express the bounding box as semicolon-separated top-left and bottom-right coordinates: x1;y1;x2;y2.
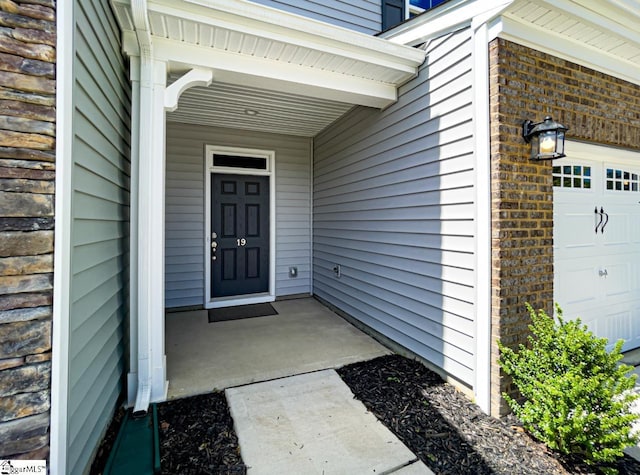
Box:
204;145;277;308
51;1;74;472
471;18;492;415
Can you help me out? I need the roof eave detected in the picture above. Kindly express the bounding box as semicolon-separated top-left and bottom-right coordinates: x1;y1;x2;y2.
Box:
110;0;426;108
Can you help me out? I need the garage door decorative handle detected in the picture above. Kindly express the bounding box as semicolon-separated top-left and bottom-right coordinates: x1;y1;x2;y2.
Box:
601;207;609;233
594;207;609;234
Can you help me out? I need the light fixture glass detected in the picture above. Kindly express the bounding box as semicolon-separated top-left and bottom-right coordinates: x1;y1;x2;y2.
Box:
522;116;568;160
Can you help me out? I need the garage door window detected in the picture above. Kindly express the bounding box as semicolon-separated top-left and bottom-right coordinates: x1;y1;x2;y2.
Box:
552;165;592;189
605;168;640;192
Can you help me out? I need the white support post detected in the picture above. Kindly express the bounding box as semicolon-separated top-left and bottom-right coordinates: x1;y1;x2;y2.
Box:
149;58;168;402
134;55;168;413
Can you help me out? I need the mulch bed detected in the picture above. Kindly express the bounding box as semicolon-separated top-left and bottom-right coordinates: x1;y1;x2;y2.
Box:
91;355;640;474
337;355;640;475
157;392;246;474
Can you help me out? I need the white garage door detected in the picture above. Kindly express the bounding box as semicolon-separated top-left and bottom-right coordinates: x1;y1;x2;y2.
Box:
554;142;640;352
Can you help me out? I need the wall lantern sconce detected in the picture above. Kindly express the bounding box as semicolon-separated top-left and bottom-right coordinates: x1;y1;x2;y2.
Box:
522;116;568;160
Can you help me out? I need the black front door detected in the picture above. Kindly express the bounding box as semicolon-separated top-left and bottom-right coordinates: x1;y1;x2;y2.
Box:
211;174;270;297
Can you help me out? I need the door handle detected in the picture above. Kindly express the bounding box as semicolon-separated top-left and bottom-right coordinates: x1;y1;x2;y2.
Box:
598;269;608;277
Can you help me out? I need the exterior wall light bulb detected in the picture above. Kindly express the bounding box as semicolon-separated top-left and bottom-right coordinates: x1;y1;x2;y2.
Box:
539;134;556;154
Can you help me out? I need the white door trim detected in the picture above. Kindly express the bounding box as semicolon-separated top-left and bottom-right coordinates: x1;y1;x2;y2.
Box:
204;145;276;308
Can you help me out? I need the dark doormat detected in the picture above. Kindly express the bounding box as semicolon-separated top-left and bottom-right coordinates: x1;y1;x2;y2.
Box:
208;302;278;323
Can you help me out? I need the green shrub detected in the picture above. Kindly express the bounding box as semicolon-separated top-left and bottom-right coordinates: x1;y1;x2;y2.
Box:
498;304;639;467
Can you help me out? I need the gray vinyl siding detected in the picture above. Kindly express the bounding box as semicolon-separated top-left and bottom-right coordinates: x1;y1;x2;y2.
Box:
313;27;476;385
165;123;312;308
247;0;381;34
68;1;131;473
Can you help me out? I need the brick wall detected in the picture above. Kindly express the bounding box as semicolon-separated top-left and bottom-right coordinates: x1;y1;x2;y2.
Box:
0;0;55;459
488;38;640;417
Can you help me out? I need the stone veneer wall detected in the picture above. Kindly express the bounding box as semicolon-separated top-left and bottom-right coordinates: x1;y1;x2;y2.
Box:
489;37;640;417
0;0;55;460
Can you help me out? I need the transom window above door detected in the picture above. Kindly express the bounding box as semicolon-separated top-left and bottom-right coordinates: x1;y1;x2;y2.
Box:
213;154;268;170
207;145;274;174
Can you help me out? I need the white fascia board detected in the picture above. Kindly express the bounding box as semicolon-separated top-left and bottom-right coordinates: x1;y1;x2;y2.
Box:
383;0;515;46
492;16;640;86
167;0;425;68
155;39;399;108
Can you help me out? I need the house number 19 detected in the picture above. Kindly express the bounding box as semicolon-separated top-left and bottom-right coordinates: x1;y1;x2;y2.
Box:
237;238;247;247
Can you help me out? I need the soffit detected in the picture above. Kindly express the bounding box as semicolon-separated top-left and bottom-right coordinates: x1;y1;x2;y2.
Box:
503;0;640;65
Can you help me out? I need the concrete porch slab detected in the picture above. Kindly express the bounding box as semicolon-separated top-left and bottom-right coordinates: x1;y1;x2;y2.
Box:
226;369;431;474
165;298;390;399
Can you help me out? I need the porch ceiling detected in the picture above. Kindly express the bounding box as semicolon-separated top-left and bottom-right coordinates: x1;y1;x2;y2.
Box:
166;79;355;137
111;0;426;109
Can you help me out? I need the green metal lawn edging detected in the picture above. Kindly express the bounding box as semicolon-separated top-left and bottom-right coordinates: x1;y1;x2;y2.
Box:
103;404;161;474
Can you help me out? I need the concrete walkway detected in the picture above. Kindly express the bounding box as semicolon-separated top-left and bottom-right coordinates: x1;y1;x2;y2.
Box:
226;370;433;475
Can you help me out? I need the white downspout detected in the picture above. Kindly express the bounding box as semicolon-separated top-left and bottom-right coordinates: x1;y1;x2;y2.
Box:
127;55;141;407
